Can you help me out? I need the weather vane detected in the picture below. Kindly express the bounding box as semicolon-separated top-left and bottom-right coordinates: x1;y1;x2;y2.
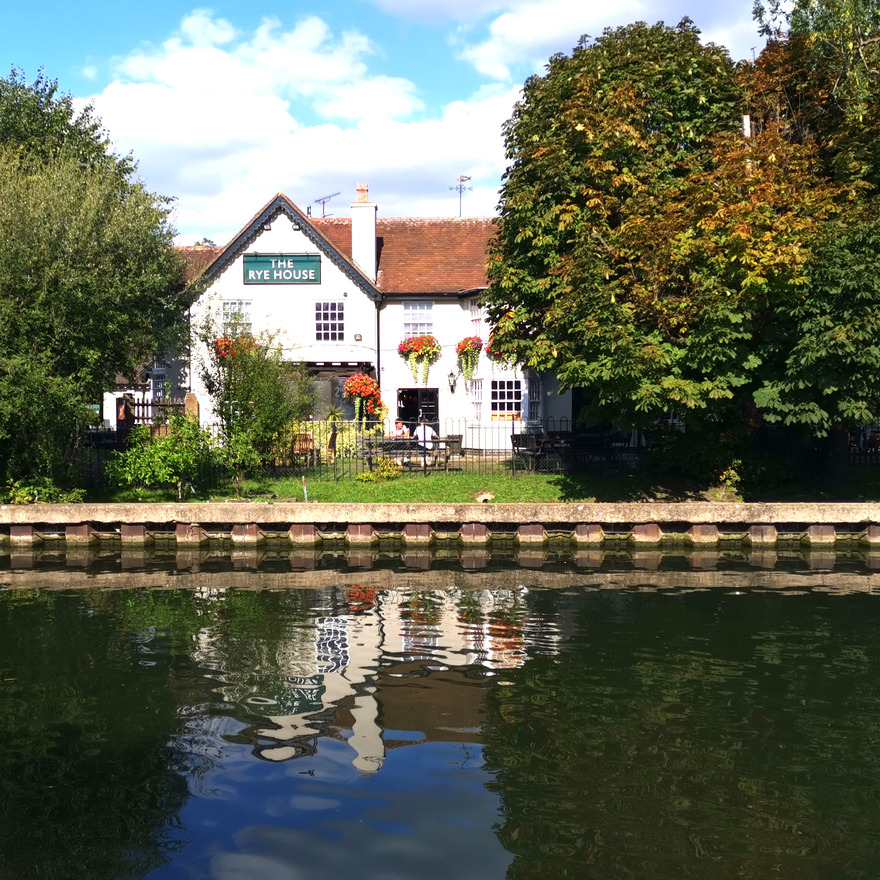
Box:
449;175;472;217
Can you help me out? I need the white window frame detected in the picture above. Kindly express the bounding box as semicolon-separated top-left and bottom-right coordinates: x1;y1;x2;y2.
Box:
528;378;541;421
403;301;433;337
470;378;483;421
222;300;252;334
491;379;522;421
468;298;483;335
315;301;344;341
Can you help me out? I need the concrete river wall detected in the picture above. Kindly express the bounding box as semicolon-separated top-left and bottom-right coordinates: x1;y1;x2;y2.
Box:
2;501;880;548
4;502;880;592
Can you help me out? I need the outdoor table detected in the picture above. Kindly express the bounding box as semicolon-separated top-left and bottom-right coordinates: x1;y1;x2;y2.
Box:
360;437;454;472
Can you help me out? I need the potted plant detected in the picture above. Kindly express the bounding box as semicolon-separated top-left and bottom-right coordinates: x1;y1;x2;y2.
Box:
398;334;442;384
456;336;483;380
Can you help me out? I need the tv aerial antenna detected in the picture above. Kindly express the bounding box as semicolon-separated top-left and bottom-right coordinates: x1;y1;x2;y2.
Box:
449;175;472;217
313;191;340;218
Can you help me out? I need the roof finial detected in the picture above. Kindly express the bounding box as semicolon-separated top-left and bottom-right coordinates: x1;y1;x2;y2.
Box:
356;182;369;203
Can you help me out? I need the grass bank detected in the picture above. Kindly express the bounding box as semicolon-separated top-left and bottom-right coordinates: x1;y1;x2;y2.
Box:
84;466;880;505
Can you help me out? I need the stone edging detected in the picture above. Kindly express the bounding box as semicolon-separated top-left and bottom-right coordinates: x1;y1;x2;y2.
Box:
1;501;879;548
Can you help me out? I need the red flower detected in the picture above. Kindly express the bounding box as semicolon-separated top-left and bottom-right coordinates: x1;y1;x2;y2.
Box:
214;334;258;361
398;335;441;358
344;373;383;417
456;336;483;356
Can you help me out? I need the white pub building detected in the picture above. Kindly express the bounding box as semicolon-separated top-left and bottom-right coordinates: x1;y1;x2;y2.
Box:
108;185;573;446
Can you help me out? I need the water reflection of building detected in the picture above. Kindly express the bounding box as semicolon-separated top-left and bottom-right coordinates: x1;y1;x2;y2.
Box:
190;588;559;774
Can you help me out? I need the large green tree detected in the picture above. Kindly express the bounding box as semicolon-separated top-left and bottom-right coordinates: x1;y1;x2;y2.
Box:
0;70;191;486
485;16;880;469
485;20;741;414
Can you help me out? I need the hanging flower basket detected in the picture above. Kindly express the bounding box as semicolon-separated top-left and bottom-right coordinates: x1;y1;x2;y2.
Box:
484;334;511;368
343;372;383;423
455;336;483;380
398;335;442;384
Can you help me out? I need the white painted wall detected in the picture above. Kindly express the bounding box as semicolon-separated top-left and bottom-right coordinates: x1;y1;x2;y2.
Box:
377;296;571;438
171;207;572;443
188;219;378;423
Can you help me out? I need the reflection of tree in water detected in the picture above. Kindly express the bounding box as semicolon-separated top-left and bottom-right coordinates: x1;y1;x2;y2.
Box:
0;591;191;880
0;588;334;878
481;591;880;880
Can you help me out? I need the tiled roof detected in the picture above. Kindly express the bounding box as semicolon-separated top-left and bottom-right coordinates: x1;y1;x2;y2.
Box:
178;245;225;282
176;197;496;296
313;216;495;295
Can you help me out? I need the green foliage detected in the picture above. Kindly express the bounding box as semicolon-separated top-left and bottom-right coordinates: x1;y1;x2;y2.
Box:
486;15;880;450
485;20;740;409
0;354;92;484
106;416;215;500
0;67;133;173
355;458;401;482
1;477;85;504
196;308;315;485
0;70;190;486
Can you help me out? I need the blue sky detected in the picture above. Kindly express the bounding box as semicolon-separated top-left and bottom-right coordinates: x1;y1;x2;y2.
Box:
2;1;763;243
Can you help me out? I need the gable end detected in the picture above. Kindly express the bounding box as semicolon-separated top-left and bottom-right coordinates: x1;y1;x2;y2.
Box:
200;195;382;302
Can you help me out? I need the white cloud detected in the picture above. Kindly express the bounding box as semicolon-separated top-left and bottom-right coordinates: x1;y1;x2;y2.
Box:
453;0;762;80
177;7;238;47
111;11;422;120
84;10;514;243
457;0;642;80
363;0;509;24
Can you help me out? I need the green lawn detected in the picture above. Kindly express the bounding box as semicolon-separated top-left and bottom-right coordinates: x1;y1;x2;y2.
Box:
83;463;880;505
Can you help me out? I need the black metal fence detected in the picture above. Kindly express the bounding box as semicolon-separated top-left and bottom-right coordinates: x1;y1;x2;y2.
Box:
80;417;644;489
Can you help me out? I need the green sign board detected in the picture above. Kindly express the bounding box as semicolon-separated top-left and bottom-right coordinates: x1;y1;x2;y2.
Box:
243;254;321;284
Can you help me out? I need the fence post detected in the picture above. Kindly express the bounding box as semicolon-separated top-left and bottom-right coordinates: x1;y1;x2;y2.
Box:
116;395;135;448
184;391;199;421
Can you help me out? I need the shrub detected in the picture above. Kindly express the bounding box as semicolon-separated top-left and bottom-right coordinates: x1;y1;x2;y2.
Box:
107;415;216;500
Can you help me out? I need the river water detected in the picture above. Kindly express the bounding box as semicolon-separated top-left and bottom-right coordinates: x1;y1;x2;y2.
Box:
3;559;880;879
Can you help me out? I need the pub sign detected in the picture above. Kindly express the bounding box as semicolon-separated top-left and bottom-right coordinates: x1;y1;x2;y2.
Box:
244;254;321;284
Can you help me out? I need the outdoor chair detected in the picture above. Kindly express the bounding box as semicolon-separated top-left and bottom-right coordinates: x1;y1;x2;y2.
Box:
511;433;542;471
292;432;317;467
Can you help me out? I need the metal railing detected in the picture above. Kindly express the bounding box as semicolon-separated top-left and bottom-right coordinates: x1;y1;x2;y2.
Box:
80;417;644;488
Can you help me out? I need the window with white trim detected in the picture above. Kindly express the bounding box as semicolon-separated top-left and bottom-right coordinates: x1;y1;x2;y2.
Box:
491;379;521;421
222;300;252;334
404;301;433;337
468;298;482;335
315;302;344;341
528;378;541;420
150;365;167;400
470;378;483;421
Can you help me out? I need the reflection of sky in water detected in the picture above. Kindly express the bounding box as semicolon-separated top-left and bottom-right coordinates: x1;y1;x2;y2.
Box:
141;588;527;878
149;738;509;880
11;586;880;878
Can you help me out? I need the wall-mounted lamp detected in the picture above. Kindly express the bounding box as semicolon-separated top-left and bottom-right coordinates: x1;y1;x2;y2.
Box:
354;333;362;342
448;371;458;393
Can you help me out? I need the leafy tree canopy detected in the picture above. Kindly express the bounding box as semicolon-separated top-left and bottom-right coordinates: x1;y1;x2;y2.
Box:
0;67;134;174
195;307;315;490
0;70;191;485
485;15;880;447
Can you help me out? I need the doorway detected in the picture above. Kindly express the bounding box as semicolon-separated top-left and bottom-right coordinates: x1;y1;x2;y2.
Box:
397;388;438;433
